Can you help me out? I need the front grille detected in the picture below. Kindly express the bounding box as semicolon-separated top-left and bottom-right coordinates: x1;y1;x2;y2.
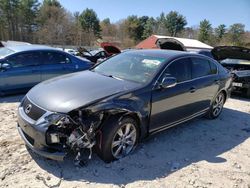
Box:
22;97;46;121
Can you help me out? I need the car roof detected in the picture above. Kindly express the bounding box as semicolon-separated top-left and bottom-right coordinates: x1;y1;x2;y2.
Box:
6;45;58;53
123;49;204;60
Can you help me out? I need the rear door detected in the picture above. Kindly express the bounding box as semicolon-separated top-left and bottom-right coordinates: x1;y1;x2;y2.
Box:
189;57;219;112
0;52;41;92
40;51;76;81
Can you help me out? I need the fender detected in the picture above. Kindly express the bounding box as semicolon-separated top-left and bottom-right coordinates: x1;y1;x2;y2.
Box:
83;95;151;139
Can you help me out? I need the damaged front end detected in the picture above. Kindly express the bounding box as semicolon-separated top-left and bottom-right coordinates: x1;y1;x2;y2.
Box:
17;100;104;163
45;110;104;162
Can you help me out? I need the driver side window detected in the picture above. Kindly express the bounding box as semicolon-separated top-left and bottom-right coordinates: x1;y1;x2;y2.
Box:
162;58;192;83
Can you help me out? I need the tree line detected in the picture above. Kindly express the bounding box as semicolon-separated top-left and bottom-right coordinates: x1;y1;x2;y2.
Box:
0;0;249;48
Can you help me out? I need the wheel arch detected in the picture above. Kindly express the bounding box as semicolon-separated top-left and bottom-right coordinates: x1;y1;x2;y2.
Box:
99;109;147;140
220;89;227;103
211;89;228;106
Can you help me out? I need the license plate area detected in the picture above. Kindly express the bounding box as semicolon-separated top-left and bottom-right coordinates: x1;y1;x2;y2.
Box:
232;82;243;87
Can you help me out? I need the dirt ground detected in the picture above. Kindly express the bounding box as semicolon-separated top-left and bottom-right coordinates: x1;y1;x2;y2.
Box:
0;95;250;188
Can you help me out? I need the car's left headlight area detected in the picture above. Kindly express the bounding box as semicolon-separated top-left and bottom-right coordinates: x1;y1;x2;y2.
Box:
17;97;105;161
44;110;104;151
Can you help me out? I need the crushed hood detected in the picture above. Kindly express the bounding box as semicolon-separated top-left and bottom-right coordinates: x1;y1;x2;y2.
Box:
211;46;250;61
27;71;140;113
100;42;121;56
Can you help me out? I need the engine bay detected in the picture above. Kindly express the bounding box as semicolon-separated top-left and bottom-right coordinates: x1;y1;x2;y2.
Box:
45;110;104;165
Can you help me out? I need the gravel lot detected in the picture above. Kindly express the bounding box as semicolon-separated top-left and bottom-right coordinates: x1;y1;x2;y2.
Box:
0;95;250;188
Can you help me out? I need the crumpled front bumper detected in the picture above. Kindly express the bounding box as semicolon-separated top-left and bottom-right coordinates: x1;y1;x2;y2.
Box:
17;106;66;161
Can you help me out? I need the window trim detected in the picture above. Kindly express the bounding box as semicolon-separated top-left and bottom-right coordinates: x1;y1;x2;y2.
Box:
208;60;218;75
162;57;192;83
154;55;219;88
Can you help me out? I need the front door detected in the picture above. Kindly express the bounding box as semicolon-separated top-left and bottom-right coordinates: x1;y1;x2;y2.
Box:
0;52;41;93
150;57;197;131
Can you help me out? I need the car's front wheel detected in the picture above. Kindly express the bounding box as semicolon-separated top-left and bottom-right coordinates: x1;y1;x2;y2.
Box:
96;116;139;162
207;92;225;119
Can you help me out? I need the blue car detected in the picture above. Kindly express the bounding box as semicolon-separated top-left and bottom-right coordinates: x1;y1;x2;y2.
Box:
0;45;93;96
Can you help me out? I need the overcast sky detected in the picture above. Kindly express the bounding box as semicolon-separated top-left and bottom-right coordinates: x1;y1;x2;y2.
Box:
57;0;250;30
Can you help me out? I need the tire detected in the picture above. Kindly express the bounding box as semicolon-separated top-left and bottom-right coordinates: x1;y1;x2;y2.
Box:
206;92;225;119
95;116;139;163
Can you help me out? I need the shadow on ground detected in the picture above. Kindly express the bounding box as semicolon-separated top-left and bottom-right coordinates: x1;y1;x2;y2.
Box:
231;94;250;102
28;107;250;185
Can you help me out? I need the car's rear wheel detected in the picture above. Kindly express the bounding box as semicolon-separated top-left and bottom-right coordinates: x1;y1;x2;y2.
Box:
207;92;225;119
96;116;139;163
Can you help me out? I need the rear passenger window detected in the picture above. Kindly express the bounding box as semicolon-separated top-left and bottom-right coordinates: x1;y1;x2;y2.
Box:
191;58;211;78
42;52;71;64
164;58;192;83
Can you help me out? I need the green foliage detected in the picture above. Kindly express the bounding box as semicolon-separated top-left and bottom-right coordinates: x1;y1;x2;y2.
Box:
214;24;226;39
198;19;212;43
124;15;149;42
0;2;248;48
43;0;61;7
165;11;187;36
79;8;101;38
228;23;245;45
100;18;117;38
102;18;111;25
19;0;40;38
142;17;156;39
36;0;73;45
0;0;39;41
155;12;167;35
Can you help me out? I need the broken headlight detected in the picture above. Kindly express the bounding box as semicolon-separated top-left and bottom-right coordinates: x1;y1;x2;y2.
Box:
44;113;67;125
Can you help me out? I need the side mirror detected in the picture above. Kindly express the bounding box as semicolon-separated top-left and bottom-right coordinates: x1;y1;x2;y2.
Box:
0;63;11;70
160;77;177;89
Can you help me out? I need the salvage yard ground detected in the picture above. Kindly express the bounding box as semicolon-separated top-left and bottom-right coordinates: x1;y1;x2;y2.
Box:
0;95;250;188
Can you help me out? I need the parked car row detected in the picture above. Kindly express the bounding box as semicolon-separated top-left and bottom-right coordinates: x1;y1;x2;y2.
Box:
1;41;246;164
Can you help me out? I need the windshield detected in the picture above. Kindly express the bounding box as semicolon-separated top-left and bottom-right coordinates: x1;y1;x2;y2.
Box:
92;52;167;84
0;47;14;58
221;59;250;65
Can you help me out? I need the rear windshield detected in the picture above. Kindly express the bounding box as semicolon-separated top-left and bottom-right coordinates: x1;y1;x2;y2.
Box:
0;47;15;58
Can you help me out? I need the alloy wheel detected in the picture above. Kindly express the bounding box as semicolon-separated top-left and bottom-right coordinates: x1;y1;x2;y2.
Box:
111;123;137;159
212;93;224;117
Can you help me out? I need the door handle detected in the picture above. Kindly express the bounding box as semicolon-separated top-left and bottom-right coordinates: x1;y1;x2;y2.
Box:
189;87;196;93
